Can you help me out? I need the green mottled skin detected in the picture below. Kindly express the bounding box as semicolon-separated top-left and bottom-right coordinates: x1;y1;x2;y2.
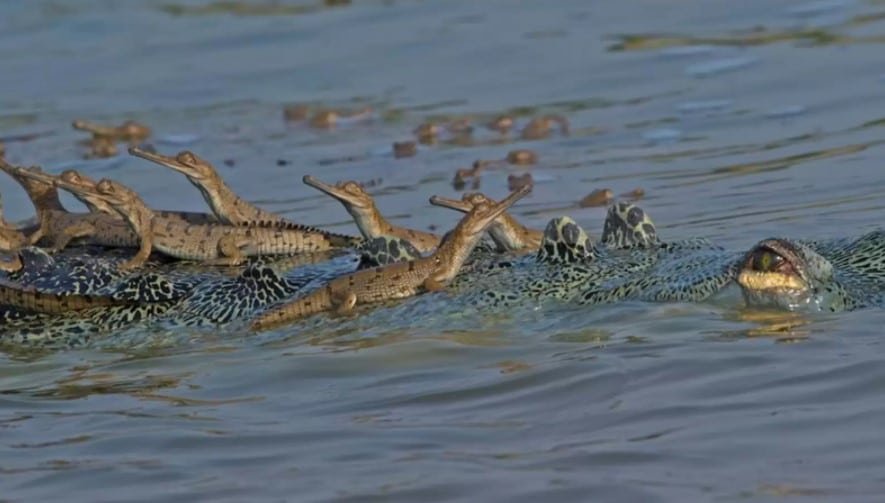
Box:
2;201;884;348
740;231;885;312
0;249;357;348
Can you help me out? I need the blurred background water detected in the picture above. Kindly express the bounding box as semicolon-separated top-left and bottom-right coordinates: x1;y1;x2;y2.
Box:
2;0;885;501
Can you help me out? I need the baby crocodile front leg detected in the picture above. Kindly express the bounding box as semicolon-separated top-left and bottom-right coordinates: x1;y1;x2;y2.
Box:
61;177;361;269
249;185;531;331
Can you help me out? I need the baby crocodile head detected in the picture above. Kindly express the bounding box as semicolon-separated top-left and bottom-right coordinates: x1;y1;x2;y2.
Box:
129;147;226;207
602;202;659;249
59;170;116;215
429;192;541;252
738;238;846;311
0;163;65;212
19;167;112;216
303;175;378;226
430;185;531;283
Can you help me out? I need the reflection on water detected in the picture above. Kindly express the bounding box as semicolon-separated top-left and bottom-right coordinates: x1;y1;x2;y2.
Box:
2;0;885;500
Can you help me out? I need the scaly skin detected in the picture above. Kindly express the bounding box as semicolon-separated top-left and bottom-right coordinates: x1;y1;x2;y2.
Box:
3;162;216;253
61;177;361;269
0;162;137;251
1;257;349;348
53;169;215;225
429;192;541;253
446;204;739;310
303;175;441;253
249;185;531;331
737;231;885;312
0;276;126;314
129;147;285;225
0;206;27;273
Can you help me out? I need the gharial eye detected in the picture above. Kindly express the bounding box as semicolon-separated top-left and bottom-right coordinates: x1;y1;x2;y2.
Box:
343;182;362;194
750;248;785;272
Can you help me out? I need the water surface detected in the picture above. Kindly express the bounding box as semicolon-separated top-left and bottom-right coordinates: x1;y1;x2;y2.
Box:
2;0;885;501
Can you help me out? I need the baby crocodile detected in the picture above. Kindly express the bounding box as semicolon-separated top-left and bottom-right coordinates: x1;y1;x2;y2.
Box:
130;147;285;225
60;168;214;225
2;161;216;252
60;177;361;269
737;231;885;312
250;185;531;331
304;175;441;253
429;192;541;253
72;119;151;143
0;161;134;251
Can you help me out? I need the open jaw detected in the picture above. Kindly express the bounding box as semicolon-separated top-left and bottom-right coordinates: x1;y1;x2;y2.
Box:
736;238;831;311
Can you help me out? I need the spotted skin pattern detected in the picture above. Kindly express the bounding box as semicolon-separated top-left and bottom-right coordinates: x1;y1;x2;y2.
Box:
356;236;423;268
2;201;884;347
739;231;885;312
602;202;659;249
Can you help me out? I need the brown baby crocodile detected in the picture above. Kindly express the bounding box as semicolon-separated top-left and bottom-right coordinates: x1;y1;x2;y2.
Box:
249;185;531;331
0;161;135;251
429;192;542;253
7;165;214;252
61;177;361;269
72;119;151;143
303;175;441;253
129;147;286;225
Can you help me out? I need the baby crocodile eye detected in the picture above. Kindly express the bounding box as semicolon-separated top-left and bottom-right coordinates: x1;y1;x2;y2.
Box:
751;249;785;272
343;182;363;194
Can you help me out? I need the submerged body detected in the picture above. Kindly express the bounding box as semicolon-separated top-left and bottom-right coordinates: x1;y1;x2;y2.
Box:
1;195;883;348
737;231;885;312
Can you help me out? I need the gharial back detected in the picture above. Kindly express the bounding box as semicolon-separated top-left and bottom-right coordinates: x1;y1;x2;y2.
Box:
805;230;885;308
443;202;740;311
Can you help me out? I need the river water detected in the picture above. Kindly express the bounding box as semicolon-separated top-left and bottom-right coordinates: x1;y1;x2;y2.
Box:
2;0;885;501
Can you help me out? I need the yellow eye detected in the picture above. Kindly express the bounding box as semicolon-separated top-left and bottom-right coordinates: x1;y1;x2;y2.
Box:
751;249;784;272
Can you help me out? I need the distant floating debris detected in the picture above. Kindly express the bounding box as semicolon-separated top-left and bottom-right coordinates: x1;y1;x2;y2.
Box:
676;100;733;113
786;0;851;18
764;105;807;119
658;45;715;58
156;134;201;146
642;128;682;143
686;56;758;78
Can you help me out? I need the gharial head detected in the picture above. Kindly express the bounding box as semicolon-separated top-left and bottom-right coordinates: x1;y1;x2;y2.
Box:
601;201;659;249
737;238;848;312
441;185;531;245
0;162;64;211
303;175;375;213
55;169;116;215
94;178;140;207
129;147;218;185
